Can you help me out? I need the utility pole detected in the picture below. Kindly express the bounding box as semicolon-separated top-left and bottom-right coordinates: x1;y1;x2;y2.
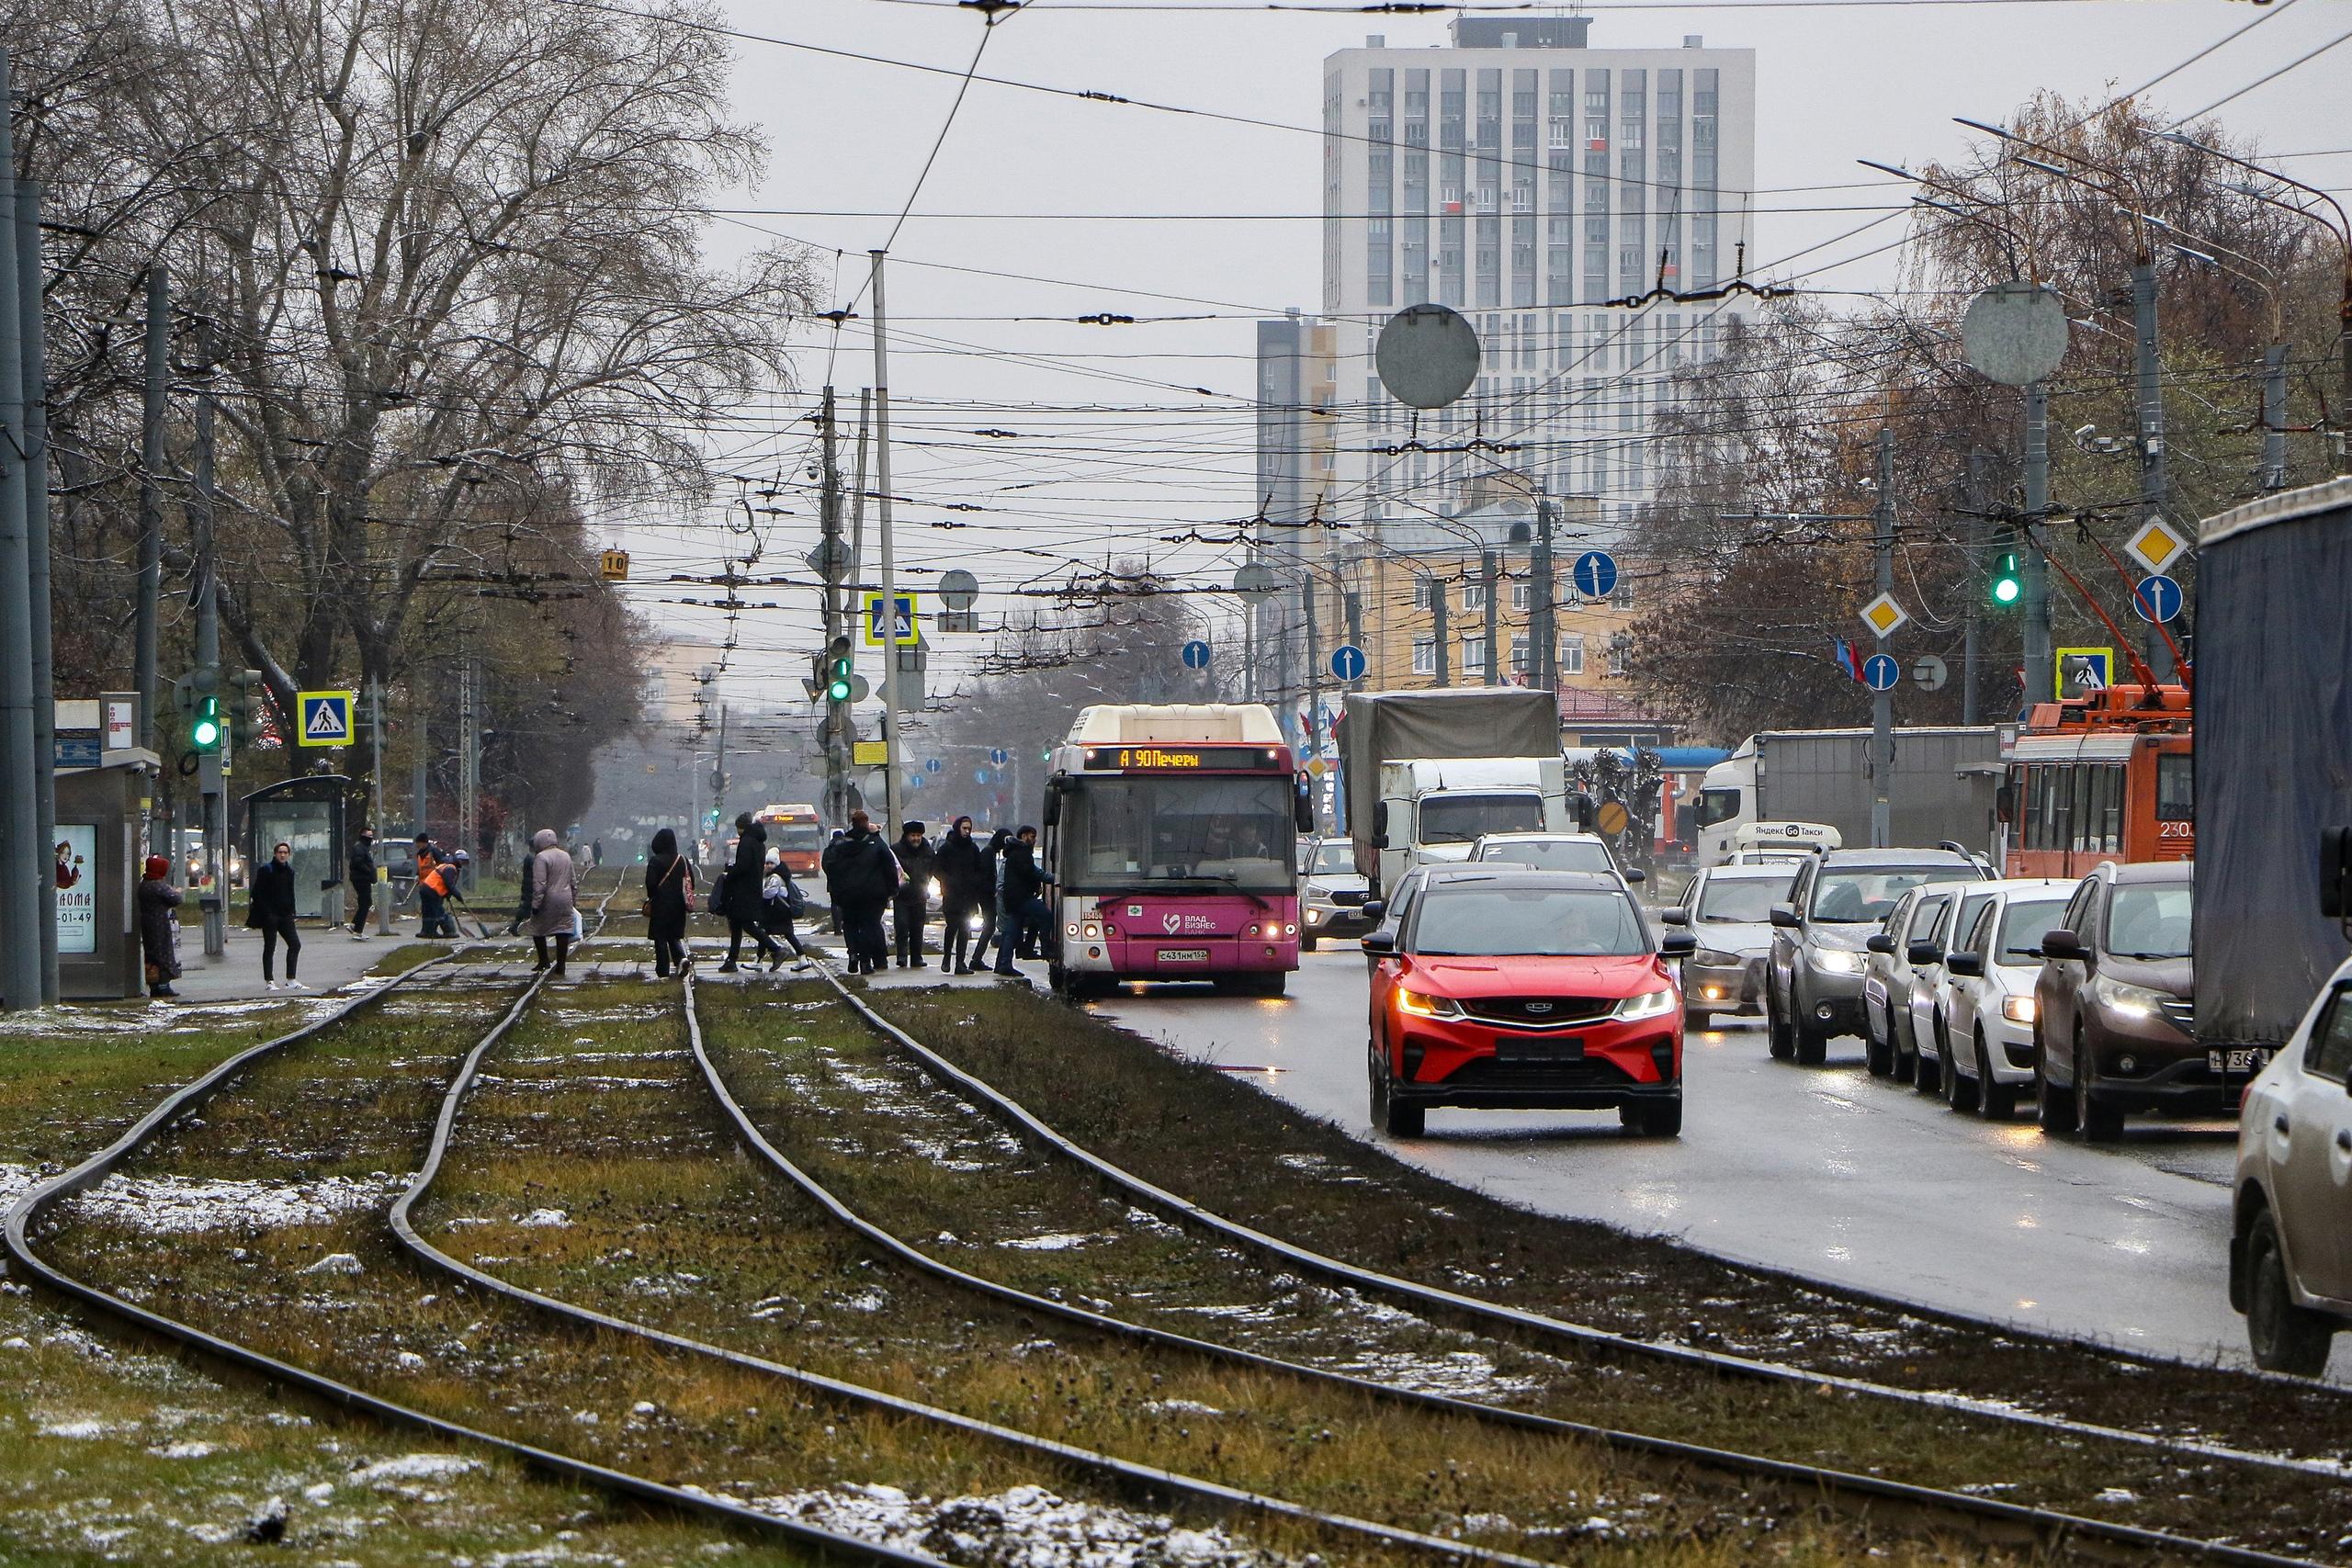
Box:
2260;343;2289;492
712;701;729;830
369;679;390;931
2130;259;2171;680
411;701;428;841
870;251;904;839
1480;548;1499;685
1302;567;1322;760
458;656;479;891
136;267;167;758
1532;491;1558;690
1430;573;1451;686
0;90;35;1010
1962;450;1989;726
1870;427;1895;851
191;319;226;957
818;386;850;825
2021;381;2052;716
17;176;58;1004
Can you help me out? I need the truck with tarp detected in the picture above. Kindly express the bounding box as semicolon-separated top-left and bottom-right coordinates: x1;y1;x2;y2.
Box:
2195;477;2352;1062
1693;727;2001;868
1338;686;1568;897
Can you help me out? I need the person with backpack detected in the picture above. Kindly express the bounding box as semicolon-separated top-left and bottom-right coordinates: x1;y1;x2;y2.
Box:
822;809;898;975
762;849;813;968
718;811;781;972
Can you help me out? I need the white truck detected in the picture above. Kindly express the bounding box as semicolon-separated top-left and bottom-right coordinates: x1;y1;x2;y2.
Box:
1339;687;1569;897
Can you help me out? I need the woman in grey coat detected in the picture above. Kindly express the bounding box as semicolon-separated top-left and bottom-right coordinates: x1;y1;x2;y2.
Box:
526;827;579;976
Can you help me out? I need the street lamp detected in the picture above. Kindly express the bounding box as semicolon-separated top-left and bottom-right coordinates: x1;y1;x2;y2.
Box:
2159;130;2351;469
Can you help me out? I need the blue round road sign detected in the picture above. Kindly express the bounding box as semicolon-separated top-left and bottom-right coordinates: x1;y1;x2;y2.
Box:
1572;550;1619;601
924;756;943;773
989;746;1010;766
907;773;924;791
975;768;991;785
1329;644;1367;682
1181;639;1211;671
1861;653;1901;692
2132;573;2183;625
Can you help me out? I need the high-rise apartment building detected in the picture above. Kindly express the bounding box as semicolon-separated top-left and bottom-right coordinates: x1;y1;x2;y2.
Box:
1322;17;1757;524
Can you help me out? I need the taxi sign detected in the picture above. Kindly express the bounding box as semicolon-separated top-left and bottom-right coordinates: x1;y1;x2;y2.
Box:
1736;821;1842;851
297;689;354;748
1857;592;1909;639
2122;518;2188;577
598;548;630;581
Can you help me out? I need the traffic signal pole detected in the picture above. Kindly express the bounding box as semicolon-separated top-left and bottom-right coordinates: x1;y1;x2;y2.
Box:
192;319;226;958
0;81;38;1010
17;175;58;1004
2022;381;2052;711
1871;428;1895;851
818;386;852;826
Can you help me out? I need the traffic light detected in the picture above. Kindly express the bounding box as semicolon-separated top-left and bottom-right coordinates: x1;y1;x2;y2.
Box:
190;693;223;751
227;669;264;748
825;634;854;703
1989;536;2023;607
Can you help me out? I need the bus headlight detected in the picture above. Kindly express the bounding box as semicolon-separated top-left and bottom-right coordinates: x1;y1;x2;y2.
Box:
1082;922;1102;941
1065;922;1080;938
1283;923;1296;936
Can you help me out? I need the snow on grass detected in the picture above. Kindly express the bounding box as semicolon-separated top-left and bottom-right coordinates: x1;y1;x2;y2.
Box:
999;1231;1114;1252
59;1170;402;1235
752;1482;1295;1567
515;1208;571;1228
349;1452;483;1486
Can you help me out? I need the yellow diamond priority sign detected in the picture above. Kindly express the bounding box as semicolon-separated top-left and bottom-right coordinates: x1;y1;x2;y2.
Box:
2122;518;2188;577
1858;592;1909;639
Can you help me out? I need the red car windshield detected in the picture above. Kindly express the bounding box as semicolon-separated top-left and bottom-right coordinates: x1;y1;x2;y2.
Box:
1413;886;1646;957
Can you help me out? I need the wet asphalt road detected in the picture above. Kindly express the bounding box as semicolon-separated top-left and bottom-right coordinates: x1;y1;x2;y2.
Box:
1084;943;2351;1382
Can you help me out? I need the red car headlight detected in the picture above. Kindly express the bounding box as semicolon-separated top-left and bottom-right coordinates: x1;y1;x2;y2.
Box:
1396;987;1464;1020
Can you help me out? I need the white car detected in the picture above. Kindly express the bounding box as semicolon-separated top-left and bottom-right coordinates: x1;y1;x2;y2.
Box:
1862;883;1964;1081
1933;879;2076;1119
1914;884;2001;1096
1466;831;1645;890
2232;956;2352;1374
1298;837;1372;952
1666;863;1796;1028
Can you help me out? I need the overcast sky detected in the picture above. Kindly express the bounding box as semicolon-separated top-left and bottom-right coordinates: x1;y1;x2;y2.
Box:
608;0;2346;731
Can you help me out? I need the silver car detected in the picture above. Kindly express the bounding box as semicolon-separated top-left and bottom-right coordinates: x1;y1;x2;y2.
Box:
1666;863;1796;1029
1298;838;1373;952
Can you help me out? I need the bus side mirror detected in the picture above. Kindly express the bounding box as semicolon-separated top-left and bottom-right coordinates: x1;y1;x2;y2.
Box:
1041;779;1064;829
1295;773;1316;833
1373;801;1389;849
2322;827;2352;919
1995;784;2017;824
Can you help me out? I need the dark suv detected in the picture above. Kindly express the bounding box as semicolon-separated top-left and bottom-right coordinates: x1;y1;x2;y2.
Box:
2032;861;2199;1141
1766;848;1987;1065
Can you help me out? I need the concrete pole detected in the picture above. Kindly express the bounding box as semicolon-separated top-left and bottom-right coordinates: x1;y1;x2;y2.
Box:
0;107;35;1010
869;251;903;839
18;179;58;1003
136;267;167;757
411;702;427;840
1871;427;1895;851
1962;450;1987;727
370;679;390;931
2131;259;2171;680
458;656;478;890
819;385;849;825
191;321;226;958
2021;382;2052;715
1302;568;1321;761
1532;491;1558;691
713;701;729;829
2261;343;2289;492
1430;575;1450;686
1480;548;1499;685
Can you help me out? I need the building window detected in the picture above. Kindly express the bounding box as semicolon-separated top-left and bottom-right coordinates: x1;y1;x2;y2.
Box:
1510;635;1532;673
1462;581;1488;612
1411;637;1436;676
1463;635;1489;674
1562;634;1585;675
1413;577;1439;611
1511;581;1531;611
1607;634;1629;677
1611;583;1634;609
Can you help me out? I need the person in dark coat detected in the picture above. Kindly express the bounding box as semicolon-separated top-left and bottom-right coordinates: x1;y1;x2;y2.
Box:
991;827;1051;977
138;854;183;998
346;828;377;937
888;821;936;968
718;812;781;972
971;827;1011;964
644;827;695;978
933;816;989;975
247;840;304;989
822;809;898;975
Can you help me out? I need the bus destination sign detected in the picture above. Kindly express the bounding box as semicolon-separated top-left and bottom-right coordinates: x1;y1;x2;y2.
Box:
1086;745;1279;772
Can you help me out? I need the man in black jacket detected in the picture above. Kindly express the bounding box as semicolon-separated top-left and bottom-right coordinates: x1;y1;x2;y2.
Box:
346;828;378;937
822;810;898;974
888;821;935;969
247;840;305;989
991;826;1052;977
719;812;782;972
933;816;989;975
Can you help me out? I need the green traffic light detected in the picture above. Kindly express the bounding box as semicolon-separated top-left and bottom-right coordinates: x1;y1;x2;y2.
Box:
1989;549;2023;607
1992;576;2021;605
191;696;223;750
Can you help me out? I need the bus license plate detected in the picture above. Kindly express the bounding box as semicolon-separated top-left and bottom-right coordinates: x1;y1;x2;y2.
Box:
2208;1047;2268;1075
1158;949;1209;964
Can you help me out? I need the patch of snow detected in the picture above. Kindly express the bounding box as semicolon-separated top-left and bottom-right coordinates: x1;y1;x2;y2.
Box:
515;1208;571;1228
1142;1399;1228;1418
300;1252;366;1277
150;1439;216;1458
350;1452;482;1486
2095;1487;2139;1504
62;1171;401;1235
836;1288;888;1314
753;1482;1293;1568
999;1231;1112;1252
37;1417;113;1438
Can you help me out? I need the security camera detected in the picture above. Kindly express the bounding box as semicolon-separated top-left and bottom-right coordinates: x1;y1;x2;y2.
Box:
2073;423;2098;442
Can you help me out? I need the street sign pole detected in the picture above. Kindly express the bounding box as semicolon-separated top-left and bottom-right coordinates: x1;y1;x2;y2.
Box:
871;250;903;840
192;318;226;957
1871;428;1895;851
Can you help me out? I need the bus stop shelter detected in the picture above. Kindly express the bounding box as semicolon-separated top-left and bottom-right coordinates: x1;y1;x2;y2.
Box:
242;775;351;923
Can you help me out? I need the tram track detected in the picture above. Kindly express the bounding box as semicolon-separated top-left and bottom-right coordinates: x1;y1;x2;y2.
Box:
2;881;947;1567
678;964;2347;1566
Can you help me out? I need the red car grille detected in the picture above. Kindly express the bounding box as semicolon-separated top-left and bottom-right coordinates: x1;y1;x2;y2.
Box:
1457;995;1613;1027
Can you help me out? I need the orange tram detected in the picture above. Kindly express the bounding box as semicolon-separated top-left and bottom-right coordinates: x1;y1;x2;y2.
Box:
2000;683;2193;879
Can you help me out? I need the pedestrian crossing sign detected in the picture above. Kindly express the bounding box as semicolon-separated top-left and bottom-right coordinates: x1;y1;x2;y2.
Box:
863;592;920;646
298;689;354;747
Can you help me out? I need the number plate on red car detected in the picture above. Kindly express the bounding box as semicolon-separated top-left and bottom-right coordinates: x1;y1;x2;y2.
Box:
1496;1035;1583;1063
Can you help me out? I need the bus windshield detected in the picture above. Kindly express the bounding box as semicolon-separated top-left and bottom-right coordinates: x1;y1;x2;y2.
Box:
764;820;824;852
1060;774;1295;894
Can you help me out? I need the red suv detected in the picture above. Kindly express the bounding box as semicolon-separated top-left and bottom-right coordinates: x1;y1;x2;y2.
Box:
1363;867;1695;1138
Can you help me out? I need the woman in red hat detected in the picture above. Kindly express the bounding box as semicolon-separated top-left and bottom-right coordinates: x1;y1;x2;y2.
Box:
137;855;183;998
